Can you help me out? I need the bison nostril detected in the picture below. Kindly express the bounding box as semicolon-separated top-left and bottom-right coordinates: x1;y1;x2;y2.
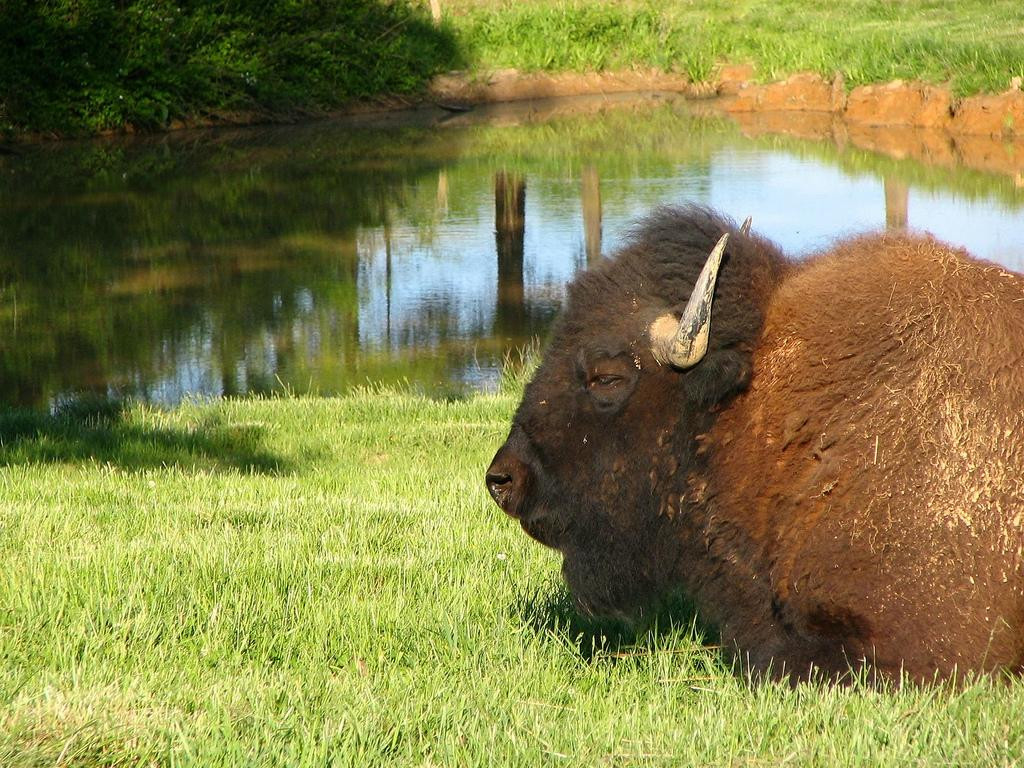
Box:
486;446;531;517
486;472;513;505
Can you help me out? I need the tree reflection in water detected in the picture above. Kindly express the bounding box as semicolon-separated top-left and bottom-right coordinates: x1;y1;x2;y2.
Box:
493;170;528;358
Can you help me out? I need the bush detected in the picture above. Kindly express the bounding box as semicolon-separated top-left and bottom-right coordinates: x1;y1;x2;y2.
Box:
0;0;460;135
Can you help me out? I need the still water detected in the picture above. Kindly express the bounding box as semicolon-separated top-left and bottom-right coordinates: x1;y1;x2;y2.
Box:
3;94;1024;410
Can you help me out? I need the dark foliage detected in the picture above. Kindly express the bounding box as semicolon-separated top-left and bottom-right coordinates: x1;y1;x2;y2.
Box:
0;0;461;135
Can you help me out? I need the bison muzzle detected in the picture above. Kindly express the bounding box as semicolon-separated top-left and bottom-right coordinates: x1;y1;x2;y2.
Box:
485;205;1024;684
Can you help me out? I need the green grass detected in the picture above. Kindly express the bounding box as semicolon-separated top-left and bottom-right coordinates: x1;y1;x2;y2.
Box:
452;0;1024;97
2;391;1024;765
4;0;1024;136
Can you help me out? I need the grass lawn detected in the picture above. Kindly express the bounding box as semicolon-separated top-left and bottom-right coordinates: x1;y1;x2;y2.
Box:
2;391;1023;765
453;0;1024;97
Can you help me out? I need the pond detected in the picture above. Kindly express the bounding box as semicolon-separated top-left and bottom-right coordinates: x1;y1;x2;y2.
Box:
3;93;1024;411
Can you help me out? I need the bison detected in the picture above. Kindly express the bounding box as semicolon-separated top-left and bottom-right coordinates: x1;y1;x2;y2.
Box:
485;205;1024;684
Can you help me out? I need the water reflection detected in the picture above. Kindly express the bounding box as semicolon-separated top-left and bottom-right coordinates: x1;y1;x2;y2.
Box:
2;95;1024;410
494;169;529;359
581;165;602;264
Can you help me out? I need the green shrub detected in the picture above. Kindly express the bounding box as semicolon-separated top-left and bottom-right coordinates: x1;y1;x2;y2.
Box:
0;0;460;135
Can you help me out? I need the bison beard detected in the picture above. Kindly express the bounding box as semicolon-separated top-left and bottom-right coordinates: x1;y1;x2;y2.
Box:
486;205;1024;685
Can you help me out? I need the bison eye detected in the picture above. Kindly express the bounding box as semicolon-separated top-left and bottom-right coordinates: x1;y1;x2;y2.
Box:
575;348;639;413
588;374;623;389
580;356;638;413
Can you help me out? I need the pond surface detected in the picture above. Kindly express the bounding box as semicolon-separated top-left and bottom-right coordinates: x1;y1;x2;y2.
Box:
3;94;1024;411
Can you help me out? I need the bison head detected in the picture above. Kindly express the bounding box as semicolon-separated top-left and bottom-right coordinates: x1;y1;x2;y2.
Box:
485;207;785;619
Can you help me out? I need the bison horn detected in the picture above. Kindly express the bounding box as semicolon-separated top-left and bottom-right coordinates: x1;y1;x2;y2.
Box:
649;233;729;369
740;216;752;236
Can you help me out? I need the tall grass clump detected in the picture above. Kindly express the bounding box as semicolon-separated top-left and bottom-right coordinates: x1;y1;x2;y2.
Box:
456;2;714;81
452;0;1024;97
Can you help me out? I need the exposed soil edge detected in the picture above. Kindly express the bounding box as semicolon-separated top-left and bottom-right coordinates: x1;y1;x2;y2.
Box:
722;71;1024;137
0;69;703;146
5;67;1024;153
429;67;1024;181
431;67;1024;139
428;68;710;104
715;71;1024;181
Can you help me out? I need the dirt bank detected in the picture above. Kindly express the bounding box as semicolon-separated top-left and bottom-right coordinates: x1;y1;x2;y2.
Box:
429;68;710;104
430;68;1024;183
432;67;1024;138
719;73;1024;182
9;67;1024;185
722;71;1024;137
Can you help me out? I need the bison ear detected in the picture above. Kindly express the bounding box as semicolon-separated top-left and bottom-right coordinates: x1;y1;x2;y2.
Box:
683;347;752;406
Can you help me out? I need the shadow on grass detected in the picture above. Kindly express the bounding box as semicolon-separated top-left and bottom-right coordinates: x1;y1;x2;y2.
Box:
510;579;726;666
0;0;464;135
0;398;291;474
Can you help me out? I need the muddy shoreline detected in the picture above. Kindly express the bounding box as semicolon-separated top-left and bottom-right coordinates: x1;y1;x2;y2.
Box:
428;68;1024;183
7;68;1024;185
431;67;1024;137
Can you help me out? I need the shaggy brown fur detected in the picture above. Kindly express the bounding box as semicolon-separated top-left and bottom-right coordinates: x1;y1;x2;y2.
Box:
486;206;1024;684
